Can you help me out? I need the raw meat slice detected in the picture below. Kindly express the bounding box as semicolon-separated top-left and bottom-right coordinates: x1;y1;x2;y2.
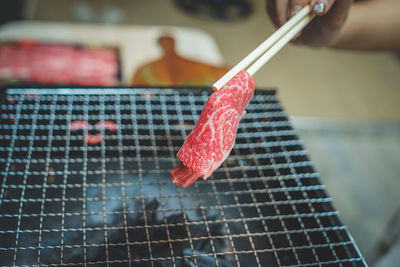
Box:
171;70;255;187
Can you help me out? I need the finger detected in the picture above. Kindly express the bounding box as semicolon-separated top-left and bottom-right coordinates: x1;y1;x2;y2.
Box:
288;0;309;20
310;0;335;16
265;0;280;28
322;0;352;29
276;0;290;26
286;0;309;41
296;0;352;47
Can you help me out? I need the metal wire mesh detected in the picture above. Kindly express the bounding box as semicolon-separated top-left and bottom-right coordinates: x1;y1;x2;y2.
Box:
0;88;366;266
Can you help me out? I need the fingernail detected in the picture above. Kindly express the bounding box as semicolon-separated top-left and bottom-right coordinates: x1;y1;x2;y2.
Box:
290;5;302;18
312;1;327;16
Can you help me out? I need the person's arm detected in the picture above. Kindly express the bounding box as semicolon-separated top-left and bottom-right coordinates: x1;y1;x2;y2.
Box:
332;0;400;51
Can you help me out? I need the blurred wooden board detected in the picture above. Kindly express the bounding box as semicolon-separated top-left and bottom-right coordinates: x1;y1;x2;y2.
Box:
131;36;228;86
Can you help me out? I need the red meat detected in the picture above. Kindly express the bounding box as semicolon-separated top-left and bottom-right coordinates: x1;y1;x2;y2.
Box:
170;70;255;187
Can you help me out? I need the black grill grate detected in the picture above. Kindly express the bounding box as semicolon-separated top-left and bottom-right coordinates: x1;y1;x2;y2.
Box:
0;88;366;266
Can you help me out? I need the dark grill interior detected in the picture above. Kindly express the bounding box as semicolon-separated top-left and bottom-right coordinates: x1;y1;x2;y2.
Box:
0;88;366;266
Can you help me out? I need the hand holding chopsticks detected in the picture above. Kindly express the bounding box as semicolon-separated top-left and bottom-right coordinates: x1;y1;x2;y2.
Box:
212;5;315;91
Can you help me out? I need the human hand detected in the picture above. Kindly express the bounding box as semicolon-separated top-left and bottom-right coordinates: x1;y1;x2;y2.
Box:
266;0;353;47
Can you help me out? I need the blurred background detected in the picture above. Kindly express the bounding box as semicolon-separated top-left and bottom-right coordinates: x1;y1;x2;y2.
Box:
0;0;399;266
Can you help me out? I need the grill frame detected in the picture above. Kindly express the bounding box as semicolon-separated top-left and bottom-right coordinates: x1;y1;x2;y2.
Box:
0;88;367;266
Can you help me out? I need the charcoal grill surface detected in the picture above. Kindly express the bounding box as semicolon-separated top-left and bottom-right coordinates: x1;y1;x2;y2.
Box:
0;88;366;266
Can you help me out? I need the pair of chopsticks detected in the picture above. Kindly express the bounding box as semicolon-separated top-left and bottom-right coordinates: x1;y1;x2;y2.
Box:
212;5;315;91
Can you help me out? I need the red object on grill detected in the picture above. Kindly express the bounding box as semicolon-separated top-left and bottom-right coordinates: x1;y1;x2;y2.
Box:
70;120;90;132
85;132;103;145
96;120;117;132
171;70;255;187
70;120;117;145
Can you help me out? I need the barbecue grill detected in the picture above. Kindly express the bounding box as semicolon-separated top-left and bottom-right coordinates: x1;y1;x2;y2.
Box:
0;88;366;266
